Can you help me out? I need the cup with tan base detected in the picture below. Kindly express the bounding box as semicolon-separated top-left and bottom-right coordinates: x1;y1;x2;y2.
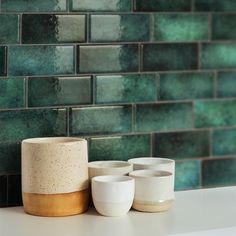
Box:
129;170;174;213
22;137;89;217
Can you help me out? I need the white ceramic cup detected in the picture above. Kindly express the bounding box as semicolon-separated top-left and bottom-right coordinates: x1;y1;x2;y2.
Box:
88;160;133;179
129;170;174;212
92;175;134;217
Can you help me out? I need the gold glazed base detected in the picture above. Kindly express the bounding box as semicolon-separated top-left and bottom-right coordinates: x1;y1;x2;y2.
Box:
22;189;89;217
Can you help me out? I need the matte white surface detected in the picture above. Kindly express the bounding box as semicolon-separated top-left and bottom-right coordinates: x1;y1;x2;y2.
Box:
1;187;236;236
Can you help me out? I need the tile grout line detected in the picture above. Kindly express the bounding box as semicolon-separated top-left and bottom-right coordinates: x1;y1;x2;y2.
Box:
208;13;212;41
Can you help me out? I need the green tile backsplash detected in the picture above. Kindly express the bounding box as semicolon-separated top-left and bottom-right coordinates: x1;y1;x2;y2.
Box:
1;0;236;207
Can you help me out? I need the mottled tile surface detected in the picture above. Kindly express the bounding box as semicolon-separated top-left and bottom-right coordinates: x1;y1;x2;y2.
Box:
0;47;7;76
217;72;236;98
195;0;236;11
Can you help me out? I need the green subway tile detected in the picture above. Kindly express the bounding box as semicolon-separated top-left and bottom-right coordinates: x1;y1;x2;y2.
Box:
89;134;151;161
0;15;19;44
22;14;86;44
71;106;132;135
28;76;91;107
217;72;236;98
212;15;236;40
154;131;210;160
136;103;193;132
0;143;21;173
71;0;131;11
135;0;191;11
202;158;236;187
0;47;7;76
7;175;22;206
0;77;25;108
160;72;214;101
0;109;66;142
143;44;197;71
194;100;236;128
1;0;66;12
9;46;74;76
95;74;158;104
0;176;7;207
201;43;236;69
78;45;139;73
175;160;200;190
195;0;236;11
213;129;236;156
154;14;209;42
90;14;149;42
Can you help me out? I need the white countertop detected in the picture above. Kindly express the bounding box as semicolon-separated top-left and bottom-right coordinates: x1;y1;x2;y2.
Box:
1;186;236;236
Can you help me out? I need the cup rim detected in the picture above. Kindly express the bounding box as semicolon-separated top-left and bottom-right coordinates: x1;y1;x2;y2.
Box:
92;175;134;183
129;170;172;179
22;137;86;144
128;157;174;165
88;160;132;169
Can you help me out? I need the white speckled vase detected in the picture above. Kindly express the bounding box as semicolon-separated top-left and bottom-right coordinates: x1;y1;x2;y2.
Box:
22;137;89;217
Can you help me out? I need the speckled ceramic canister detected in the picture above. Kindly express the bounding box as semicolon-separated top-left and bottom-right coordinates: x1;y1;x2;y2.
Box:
22;137;89;217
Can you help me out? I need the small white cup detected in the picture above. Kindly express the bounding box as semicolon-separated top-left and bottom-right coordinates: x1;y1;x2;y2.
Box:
129;170;174;212
92;175;134;217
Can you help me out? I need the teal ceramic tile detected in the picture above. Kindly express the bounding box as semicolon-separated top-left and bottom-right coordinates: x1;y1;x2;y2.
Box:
0;77;25;109
143;44;198;71
154;14;209;42
195;0;236;11
154;131;210;159
217;72;236;98
194;100;236;128
9;46;74;76
175;160;200;190
71;106;132;135
90;14;149;42
71;0;131;11
0;143;21;174
22;14;86;44
213;129;236;156
202;158;236;187
0;15;19;44
1;0;67;12
201;43;236;69
135;0;191;11
0;109;66;142
0;176;7;207
136;103;193;132
78;45;139;73
0;47;7;76
89;134;151;161
95;74;158;104
212;15;236;40
160;72;214;100
7;175;22;206
28;76;91;107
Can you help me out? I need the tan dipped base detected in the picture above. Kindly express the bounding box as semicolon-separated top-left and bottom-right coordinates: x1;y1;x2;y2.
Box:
22;189;89;217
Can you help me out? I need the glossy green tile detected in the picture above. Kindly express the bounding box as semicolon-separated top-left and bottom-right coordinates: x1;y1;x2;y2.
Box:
7;175;22;206
135;0;191;11
0;15;19;44
0;176;7;207
202;158;236;187
1;0;67;12
217;72;236;98
213;129;236;156
194;100;236;128
0;109;66;142
71;0;131;11
90;14;149;42
0;47;7;76
89;134;151;161
143;44;198;71
28;76;91;107
154;131;210;159
22;14;86;44
175;160;200;190
95;74;158;104
71;106;132;135
9;46;74;76
78;45;139;73
154;14;209;42
136;103;193;132
0;77;25;108
201;43;236;69
212;14;236;41
160;72;214;100
195;0;236;11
